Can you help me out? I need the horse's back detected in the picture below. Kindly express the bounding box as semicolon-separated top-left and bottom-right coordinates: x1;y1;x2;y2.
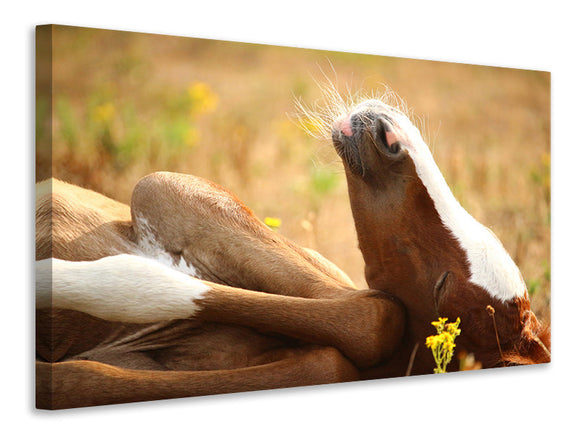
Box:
36;178;137;261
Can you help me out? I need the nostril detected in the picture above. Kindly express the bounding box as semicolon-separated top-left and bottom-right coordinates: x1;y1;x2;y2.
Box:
389;141;401;154
374;117;392;149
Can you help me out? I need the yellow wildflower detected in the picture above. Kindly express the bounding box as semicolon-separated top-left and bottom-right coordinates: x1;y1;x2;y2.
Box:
425;334;443;349
425;316;461;374
188;82;218;116
442;338;456;352
431;317;448;333
264;217;282;230
445;318;462;335
92;102;115;124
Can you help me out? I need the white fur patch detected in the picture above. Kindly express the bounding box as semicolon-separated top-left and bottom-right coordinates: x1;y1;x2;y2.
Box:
36;255;210;323
134;214;200;278
392;112;527;302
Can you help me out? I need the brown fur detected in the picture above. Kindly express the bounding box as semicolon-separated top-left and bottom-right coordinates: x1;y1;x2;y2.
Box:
36;173;405;409
36;94;549;407
330;101;550;375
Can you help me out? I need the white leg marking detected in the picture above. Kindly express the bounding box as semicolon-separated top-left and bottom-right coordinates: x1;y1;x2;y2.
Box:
36;255;210;323
134;214;200;278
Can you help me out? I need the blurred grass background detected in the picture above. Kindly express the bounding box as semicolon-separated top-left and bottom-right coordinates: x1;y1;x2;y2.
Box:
36;25;550;321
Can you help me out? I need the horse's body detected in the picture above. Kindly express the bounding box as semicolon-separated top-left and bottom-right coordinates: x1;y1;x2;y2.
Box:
36;95;549;409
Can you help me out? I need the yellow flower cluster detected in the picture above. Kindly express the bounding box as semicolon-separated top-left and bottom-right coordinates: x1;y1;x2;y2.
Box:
264;217;282;230
188;82;218;117
426;332;456;352
425;317;461;374
92;102;115;124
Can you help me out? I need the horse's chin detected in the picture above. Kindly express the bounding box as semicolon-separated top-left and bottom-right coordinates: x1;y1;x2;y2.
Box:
332;129;364;177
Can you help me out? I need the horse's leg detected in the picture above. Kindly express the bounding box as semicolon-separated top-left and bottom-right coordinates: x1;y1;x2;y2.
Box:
36;345;359;409
38;255;404;368
130;172;356;298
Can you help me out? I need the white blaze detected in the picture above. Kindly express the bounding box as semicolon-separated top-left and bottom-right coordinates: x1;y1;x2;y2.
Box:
394;113;527;302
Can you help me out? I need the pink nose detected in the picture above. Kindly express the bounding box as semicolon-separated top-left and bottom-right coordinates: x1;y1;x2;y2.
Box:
337;115;353;137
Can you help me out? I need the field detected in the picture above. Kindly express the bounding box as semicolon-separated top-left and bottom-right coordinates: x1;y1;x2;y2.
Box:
36;25;551;321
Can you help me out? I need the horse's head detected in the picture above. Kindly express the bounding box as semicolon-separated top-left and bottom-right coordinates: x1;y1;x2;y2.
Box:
326;96;550;373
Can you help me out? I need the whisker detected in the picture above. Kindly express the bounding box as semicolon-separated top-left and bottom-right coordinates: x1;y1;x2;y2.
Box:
294;75;413;141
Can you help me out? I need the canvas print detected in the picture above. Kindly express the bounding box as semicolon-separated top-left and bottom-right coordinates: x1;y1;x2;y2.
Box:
35;25;551;409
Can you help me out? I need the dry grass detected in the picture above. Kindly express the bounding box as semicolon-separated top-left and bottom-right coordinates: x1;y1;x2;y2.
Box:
38;25;551;321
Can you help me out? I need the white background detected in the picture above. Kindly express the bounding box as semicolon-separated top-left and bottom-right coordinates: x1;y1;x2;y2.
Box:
2;1;578;433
